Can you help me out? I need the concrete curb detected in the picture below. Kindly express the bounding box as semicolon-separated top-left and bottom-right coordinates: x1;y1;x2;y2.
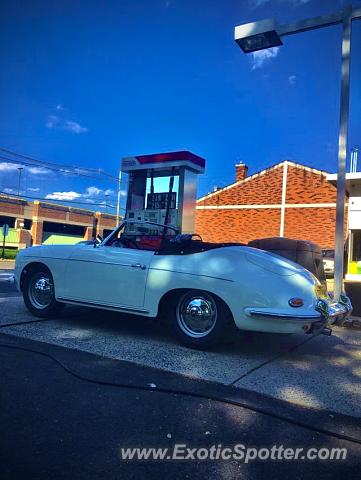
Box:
342;316;361;330
0;260;15;270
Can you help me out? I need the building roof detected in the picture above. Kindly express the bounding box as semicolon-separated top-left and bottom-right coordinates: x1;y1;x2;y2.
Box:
197;160;330;203
327;172;361;188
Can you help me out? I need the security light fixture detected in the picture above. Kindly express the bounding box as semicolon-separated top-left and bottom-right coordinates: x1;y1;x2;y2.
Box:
233;5;361;301
234;18;282;53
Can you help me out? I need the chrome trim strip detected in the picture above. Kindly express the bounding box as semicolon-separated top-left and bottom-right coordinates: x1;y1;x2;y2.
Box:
22;256;66;260
65;258;136;268
248;310;321;320
57;297;149;314
22;256;139;268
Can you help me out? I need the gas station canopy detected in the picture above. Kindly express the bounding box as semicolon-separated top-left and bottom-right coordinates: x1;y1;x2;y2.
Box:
121;150;205;176
121;150;206;233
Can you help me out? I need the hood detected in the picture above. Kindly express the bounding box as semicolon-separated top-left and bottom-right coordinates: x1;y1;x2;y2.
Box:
18;244;78;259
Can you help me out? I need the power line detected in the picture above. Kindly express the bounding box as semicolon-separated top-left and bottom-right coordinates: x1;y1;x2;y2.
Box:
0;148;120;183
0;190;125;211
0;155;120;185
0;146;119;178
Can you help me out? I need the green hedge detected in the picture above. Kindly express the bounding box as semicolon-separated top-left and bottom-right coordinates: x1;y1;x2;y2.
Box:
1;248;18;260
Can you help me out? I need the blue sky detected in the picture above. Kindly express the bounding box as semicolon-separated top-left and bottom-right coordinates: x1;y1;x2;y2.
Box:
0;0;360;211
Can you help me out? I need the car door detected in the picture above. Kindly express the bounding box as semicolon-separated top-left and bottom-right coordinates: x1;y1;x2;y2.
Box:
62;244;154;310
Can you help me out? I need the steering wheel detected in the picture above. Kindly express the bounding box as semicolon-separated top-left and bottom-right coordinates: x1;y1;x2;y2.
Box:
109;238;123;248
192;234;203;242
119;234;140;249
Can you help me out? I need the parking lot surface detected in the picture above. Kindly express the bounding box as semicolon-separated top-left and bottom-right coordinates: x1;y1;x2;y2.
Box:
1;289;360;418
2;336;360;480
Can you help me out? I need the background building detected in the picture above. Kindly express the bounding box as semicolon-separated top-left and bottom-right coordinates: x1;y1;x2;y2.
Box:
0;160;348;252
0;195;117;249
195;160;344;249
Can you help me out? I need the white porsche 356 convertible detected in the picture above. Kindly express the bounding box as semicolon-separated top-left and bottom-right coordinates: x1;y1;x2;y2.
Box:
14;220;352;349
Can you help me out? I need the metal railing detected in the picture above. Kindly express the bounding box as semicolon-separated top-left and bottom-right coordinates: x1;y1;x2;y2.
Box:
350;147;359;173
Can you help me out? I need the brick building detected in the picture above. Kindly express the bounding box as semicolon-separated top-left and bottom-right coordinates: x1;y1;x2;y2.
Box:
195;160;344;249
0;194;117;248
0;160;346;251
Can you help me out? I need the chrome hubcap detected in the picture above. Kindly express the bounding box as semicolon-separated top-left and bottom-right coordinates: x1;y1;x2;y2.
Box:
29;273;54;309
176;293;217;338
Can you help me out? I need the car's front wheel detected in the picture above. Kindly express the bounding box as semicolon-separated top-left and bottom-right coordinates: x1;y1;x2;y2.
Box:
170;290;232;349
23;268;64;318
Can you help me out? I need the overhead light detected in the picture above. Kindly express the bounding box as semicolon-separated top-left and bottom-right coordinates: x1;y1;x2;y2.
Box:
234;18;282;53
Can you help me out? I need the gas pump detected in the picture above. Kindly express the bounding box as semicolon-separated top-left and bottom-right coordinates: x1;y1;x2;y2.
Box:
121;151;205;233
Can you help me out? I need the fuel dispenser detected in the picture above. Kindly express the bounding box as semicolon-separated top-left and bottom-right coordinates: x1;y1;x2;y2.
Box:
121;151;205;233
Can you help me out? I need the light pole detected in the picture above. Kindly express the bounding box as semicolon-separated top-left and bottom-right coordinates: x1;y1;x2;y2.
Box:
105;193;110;213
17;166;24;196
116;169;122;225
234;5;361;301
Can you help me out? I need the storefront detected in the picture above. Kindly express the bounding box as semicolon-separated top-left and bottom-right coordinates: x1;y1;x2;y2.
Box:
328;172;361;315
347;182;361;279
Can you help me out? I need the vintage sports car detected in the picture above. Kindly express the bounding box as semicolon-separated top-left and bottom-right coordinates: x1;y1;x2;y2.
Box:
14;220;352;349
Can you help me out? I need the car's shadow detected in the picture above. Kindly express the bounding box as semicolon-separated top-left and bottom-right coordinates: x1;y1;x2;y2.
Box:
50;303;346;358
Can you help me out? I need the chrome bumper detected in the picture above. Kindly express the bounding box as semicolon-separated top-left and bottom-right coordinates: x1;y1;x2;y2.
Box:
246;295;352;329
315;294;353;326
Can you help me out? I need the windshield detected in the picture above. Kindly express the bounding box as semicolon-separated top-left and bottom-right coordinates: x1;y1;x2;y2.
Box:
103;220;179;251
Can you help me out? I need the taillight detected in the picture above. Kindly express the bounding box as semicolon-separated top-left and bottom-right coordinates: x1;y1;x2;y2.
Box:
288;298;304;308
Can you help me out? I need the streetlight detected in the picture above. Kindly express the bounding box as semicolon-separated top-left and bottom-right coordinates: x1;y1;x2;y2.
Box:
116;169;122;225
17;166;24;196
234;5;361;301
105;193;110;213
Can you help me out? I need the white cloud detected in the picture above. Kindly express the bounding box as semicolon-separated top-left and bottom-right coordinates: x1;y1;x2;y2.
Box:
104;189;114;196
84;186;102;197
0;162;21;172
28;187;40;192
46;106;88;134
45;191;82;201
63;120;88;134
46;115;59;129
251;47;280;70
250;0;311;6
249;0;269;5
27;166;50;175
288;74;297;85
0;162;50;175
3;187;16;194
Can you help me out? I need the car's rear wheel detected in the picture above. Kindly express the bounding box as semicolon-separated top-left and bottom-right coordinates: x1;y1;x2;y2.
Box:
170;290;232;349
23;268;64;318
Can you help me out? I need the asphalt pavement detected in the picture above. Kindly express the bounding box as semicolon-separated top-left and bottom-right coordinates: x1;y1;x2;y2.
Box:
0;269;17;297
1;333;360;479
1;277;361;418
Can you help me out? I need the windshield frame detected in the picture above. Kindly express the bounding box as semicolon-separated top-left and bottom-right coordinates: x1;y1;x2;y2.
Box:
101;220;180;247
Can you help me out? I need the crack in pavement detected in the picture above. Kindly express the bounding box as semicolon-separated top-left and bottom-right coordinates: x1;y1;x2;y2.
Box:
228;335;316;386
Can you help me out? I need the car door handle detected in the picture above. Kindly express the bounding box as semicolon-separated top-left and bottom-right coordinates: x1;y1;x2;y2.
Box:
131;263;147;270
